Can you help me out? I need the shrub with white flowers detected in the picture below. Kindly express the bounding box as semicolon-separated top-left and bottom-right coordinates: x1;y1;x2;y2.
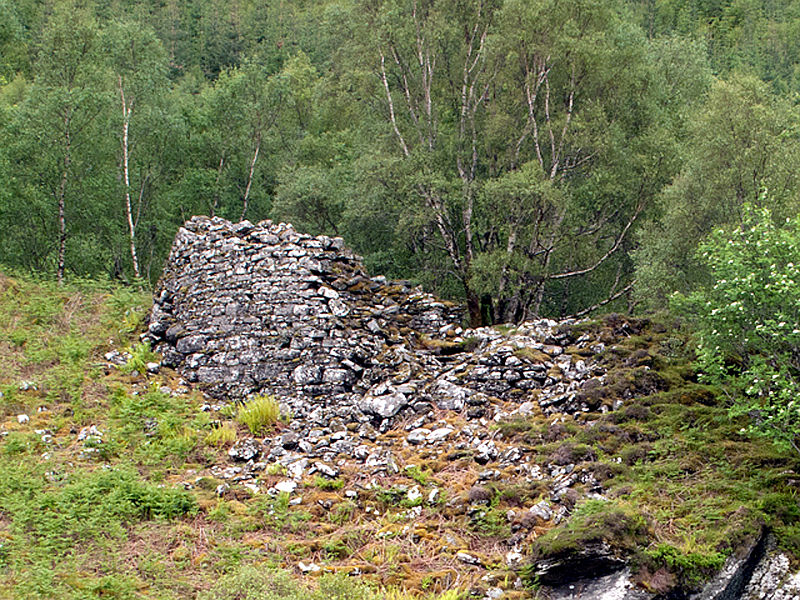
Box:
673;204;800;454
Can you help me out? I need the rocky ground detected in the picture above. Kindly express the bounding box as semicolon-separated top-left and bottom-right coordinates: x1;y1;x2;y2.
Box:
1;218;800;599
140;217;800;599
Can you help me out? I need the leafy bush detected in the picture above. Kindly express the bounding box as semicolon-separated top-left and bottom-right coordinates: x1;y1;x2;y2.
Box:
237;394;281;435
673;204;800;454
3;431;41;456
405;465;431;486
197;567;300;600
54;467;197;521
249;492;311;531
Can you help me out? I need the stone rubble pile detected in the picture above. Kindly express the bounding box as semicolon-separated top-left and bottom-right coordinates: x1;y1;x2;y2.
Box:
148;217;613;447
146;217;626;565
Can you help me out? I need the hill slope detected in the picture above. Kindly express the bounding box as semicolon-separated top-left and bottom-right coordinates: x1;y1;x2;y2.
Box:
0;224;799;599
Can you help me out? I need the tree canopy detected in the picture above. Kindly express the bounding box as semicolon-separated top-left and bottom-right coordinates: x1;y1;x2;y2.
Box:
1;0;799;324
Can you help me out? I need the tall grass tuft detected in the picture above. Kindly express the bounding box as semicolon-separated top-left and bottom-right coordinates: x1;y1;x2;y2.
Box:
206;423;237;446
237;394;280;435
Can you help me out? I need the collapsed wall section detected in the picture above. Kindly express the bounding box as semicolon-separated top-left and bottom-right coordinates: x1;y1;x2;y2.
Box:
147;216;625;435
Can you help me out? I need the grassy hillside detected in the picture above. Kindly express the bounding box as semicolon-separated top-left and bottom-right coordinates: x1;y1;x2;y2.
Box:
0;272;798;599
0;273;466;600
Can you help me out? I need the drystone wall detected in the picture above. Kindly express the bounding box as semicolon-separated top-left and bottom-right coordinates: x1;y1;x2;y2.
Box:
148;216;460;400
147;216;607;435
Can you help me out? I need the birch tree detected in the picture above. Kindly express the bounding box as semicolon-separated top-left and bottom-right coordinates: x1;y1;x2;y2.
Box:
105;21;169;279
367;0;501;325
363;0;673;323
202;58;288;221
477;0;659;321
18;3;107;284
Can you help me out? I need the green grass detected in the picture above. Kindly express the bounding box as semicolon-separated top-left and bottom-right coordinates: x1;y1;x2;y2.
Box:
198;567;466;600
0;461;195;599
206;423;237;446
199;568;375;600
236;394;281;435
314;475;345;491
109;384;210;466
248;492;313;532
0;271;480;600
0;272;798;599
0;273;150;415
405;465;431;486
530;499;649;559
505;317;800;593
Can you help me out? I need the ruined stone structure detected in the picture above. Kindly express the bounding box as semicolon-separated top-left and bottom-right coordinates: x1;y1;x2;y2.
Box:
147;216;800;600
147;216;604;434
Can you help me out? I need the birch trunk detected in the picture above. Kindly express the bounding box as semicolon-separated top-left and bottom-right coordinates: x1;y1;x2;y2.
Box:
241;136;260;221
57;112;72;286
119;76;140;278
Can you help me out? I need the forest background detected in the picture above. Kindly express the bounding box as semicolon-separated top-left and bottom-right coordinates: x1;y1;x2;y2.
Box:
2;0;799;326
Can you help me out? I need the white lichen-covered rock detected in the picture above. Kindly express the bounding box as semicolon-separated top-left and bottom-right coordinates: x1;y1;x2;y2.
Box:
228;438;260;462
743;548;800;600
547;569;648;600
274;480;297;494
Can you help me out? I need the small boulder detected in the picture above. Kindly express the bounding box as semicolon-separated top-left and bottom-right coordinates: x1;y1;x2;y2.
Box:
228;438;261;462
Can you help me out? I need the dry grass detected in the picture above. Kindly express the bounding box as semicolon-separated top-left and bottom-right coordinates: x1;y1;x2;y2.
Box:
206;423;237;446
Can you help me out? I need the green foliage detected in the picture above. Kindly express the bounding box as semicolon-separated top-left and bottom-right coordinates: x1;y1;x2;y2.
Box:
635;74;800;305
674;204;800;454
197;567;300;600
2;431;41;456
236;394;281;435
248;492;312;532
0;274;149;415
469;498;511;538
314;476;344;491
0;0;794;323
530;499;650;559
110;385;205;465
329;501;357;525
405;465;431;486
373;486;408;507
644;544;725;587
0;462;195;580
119;341;159;375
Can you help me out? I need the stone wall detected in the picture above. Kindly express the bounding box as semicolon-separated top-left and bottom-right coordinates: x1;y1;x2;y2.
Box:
146;216;613;433
147;216;461;410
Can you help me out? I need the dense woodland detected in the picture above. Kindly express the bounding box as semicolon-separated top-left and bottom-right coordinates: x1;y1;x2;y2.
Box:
2;0;800;324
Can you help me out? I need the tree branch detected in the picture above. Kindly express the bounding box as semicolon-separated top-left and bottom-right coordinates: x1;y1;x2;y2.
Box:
567;280;635;319
550;201;644;280
380;51;410;157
